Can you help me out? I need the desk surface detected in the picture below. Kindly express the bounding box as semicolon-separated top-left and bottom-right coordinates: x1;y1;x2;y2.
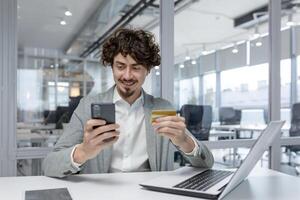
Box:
1;167;300;200
212;124;290;132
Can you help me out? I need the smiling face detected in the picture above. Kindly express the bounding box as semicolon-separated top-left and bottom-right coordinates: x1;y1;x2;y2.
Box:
112;53;149;104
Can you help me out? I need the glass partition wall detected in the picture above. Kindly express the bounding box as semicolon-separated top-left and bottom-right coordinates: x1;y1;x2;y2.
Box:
15;0;160;176
16;51;113;175
12;0;300;177
173;0;300;176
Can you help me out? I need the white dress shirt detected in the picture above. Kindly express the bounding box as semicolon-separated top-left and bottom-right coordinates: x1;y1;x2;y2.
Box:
109;88;149;172
71;88;199;171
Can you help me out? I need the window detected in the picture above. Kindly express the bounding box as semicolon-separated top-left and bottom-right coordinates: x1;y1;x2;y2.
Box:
281;59;291;107
221;64;268;108
48;82;69;110
203;73;216;106
179;77;199;107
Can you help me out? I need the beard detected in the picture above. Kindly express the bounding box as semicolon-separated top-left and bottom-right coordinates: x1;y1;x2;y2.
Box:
119;87;135;98
118;79;137;98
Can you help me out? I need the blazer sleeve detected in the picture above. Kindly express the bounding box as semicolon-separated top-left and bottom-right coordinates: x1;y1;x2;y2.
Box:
178;129;214;168
42;101;86;178
156;98;214;168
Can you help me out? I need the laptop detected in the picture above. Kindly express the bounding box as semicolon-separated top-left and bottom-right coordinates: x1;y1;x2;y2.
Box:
140;120;284;200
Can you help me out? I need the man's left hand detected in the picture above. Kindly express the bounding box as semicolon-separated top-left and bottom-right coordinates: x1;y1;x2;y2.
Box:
152;116;195;153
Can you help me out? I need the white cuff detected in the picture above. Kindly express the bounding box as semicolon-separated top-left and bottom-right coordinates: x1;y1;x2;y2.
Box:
70;144;82;170
183;135;199;156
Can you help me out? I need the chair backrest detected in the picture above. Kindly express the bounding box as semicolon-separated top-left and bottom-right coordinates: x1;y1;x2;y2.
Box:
289;103;300;151
180;104;212;141
68;96;82;119
219;107;241;125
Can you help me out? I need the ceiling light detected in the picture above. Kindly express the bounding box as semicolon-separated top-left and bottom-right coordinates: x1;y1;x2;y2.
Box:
60;20;67;25
184;48;191;60
154;66;160;70
253;33;260;39
253;25;260;39
191;60;197;65
232;48;238;54
232;44;239;54
202;44;210;55
155;71;160;76
50;65;54;68
255;40;262;47
179;64;185;68
286;14;295;26
202;50;209;56
65;10;72;17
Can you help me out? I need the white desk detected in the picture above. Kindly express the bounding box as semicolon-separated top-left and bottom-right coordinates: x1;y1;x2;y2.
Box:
212;124;290;133
1;167;300;200
209;129;236;139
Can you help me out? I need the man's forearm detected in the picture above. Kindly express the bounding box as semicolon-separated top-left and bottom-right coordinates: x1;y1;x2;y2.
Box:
178;135;195;153
73;144;88;164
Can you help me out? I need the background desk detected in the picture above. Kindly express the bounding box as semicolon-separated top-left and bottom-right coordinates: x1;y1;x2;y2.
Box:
211;124;290;133
1;167;300;200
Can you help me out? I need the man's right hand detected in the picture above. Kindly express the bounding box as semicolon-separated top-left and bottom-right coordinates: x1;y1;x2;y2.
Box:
73;119;120;165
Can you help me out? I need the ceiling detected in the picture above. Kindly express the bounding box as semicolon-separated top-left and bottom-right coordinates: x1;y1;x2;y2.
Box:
18;0;104;50
18;0;299;61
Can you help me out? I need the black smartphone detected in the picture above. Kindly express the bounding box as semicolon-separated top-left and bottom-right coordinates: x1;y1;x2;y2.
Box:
91;103;115;124
91;103;117;142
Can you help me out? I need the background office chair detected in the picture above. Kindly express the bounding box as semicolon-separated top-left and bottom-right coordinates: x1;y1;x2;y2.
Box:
287;103;300;174
175;104;212;166
219;107;241;126
219;107;242;165
219;107;241;139
180;104;212;141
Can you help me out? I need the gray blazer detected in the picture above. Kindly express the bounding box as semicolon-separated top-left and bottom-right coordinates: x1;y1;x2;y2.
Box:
43;86;214;177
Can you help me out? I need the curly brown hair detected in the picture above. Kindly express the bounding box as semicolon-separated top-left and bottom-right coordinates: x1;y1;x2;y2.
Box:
101;28;161;71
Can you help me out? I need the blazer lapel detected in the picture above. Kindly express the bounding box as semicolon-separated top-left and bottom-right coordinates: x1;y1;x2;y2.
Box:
143;91;157;171
96;85;115;172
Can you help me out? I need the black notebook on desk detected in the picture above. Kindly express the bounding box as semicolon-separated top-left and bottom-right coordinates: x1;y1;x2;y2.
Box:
25;188;72;200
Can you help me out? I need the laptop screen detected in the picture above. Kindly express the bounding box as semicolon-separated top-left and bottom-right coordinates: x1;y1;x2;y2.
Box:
219;120;284;199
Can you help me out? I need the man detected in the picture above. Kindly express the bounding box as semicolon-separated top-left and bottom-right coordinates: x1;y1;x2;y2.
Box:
43;28;214;178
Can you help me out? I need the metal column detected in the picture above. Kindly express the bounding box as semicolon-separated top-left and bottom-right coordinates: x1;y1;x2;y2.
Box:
199;75;204;105
268;0;281;171
290;26;297;106
215;52;221;111
83;60;87;96
0;0;18;176
160;0;174;103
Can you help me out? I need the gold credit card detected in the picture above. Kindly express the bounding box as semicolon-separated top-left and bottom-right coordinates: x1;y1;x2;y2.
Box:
151;110;177;123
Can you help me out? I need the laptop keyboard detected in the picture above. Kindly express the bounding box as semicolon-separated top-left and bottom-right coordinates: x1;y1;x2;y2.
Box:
174;169;233;191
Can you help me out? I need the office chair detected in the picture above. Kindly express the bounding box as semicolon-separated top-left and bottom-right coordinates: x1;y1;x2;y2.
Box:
219;107;241;139
287;103;300;174
218;107;242;165
180;104;212;141
219;107;241;126
175;105;212;166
